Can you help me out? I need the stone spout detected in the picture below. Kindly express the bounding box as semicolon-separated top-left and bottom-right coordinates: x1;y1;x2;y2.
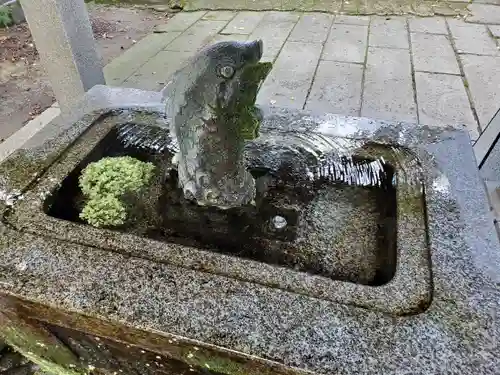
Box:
162;40;272;209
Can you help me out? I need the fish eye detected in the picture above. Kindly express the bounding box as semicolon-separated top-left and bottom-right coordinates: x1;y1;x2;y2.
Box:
219;65;235;79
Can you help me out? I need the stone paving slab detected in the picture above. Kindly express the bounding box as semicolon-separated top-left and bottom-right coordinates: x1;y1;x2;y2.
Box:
408;16;448;34
461;54;500;129
489;25;500;37
466;3;500;24
410;33;460;74
153;11;207;32
248;11;298;62
202;10;237;21
123;51;193;91
287;13;333;44
322;24;368;64
221;11;264;34
362;47;417;123
415;72;478;138
104;32;182;85
257;10;301;23
257;41;323;108
166;20;229;51
103;11;500;133
369;17;409;49
211;33;249;43
305;61;363;115
334;15;370;25
447;20;499;55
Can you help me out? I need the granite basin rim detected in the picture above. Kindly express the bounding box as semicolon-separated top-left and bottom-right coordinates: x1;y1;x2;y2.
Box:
3;108;432;316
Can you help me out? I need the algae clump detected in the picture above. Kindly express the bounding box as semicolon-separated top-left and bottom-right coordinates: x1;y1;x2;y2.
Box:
78;156;155;228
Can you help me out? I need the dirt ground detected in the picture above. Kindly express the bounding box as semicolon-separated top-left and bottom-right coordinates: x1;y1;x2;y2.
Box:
0;4;171;142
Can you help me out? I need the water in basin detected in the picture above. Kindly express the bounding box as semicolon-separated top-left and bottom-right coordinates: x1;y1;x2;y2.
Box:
46;122;398;287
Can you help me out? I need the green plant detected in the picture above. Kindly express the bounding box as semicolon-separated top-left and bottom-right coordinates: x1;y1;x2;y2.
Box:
0;6;13;28
78;156;155;228
80;194;127;228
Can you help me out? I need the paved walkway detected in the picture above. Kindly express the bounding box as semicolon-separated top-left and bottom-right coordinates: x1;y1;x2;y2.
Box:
103;10;500;142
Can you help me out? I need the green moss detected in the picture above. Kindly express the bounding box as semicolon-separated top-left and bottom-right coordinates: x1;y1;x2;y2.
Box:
79;156;155;198
0;151;55;194
78;156;155;228
16;349;88;375
184;351;249;375
181;346;291;375
79;195;127;228
236;62;273;140
217;61;273;141
1;326;88;375
397;189;425;218
0;6;13;28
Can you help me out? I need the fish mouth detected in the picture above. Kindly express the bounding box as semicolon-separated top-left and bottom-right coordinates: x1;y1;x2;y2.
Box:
244;39;264;63
253;39;263;60
239;59;273;85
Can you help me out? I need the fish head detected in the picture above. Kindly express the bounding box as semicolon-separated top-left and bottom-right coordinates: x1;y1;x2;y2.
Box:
165;39;270;127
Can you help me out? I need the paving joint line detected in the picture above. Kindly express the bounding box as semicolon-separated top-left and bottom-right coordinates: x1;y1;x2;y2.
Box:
456;51;500;56
161;11;227;51
319;58;365;65
406;17;420;124
368;45;410;50
410;31;448;35
359;15;371;118
302;14;336;110
414;69;462;76
122;11;210;83
255;12;302;106
445;17;483;136
261;14;300;64
219;10;257;35
271;13;302;61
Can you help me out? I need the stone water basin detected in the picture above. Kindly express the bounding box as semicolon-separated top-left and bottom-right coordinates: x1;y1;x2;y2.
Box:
6;109;431;316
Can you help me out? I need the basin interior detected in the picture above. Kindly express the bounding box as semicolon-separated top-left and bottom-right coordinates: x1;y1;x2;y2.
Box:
45;124;398;287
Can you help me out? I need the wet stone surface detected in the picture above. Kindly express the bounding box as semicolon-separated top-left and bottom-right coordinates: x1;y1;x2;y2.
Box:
299;185;394;285
1;109;430;316
45;118;399;286
0;86;499;375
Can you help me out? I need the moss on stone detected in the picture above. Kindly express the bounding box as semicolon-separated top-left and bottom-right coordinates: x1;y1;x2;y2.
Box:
217;61;273;141
0;151;55;195
184;351;250;375
236;62;273;140
0;6;13;28
78;156;155;228
79;195;127;228
79;156;155;198
1;326;88;375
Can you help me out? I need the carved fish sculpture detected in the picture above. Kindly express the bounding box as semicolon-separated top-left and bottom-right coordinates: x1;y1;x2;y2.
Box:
161;39;272;209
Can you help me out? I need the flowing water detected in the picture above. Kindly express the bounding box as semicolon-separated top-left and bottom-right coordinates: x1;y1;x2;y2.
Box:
48;120;408;286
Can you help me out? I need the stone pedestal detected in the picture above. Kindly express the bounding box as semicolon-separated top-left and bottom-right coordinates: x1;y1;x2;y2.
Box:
20;0;105;114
